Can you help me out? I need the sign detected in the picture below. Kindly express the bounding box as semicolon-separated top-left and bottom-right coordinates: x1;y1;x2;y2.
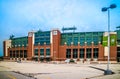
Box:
102;36;108;46
102;34;116;46
110;34;117;46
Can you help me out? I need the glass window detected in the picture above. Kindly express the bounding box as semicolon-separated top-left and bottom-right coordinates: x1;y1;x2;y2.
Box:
86;32;92;37
24;50;27;58
80;48;84;58
67;33;73;36
46;33;50;36
40;49;44;55
46;49;50;55
73;49;78;58
98;32;103;36
93;48;99;58
93;32;98;36
80;33;85;37
67;37;72;46
46;41;50;45
93;37;99;45
73;37;78;46
10;51;12;58
13;51;15;58
73;33;79;37
40;42;44;45
34;49;38;55
80;38;85;46
20;50;23;57
16;50;19;58
86;37;92;46
66;49;71;58
34;31;50;46
86;48;91;58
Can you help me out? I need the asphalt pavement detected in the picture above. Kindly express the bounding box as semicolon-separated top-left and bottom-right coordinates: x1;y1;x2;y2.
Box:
0;61;120;79
0;66;35;79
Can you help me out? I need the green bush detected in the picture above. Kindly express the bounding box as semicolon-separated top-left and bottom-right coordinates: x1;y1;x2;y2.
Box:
70;59;75;63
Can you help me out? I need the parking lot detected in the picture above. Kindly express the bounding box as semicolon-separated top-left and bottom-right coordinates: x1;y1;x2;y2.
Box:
0;61;120;79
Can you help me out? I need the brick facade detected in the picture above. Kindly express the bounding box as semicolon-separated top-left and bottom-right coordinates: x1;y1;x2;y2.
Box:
3;29;118;62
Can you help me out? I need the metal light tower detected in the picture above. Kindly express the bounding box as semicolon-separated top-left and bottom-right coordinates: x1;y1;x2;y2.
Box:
101;4;117;75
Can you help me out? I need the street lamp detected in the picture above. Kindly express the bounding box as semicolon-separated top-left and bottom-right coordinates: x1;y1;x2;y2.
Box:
101;4;117;75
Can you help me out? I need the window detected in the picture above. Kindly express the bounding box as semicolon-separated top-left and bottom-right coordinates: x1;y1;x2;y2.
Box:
34;49;38;56
40;42;44;45
93;37;99;45
66;49;71;58
67;37;72;46
34;31;50;46
93;32;98;36
98;32;103;36
40;49;44;56
40;33;45;36
16;50;19;58
86;37;92;46
13;51;15;58
24;50;27;58
10;51;12;58
93;48;99;58
73;49;78;58
80;33;85;37
20;50;23;57
86;48;91;58
86;32;92;37
46;41;50;45
46;33;50;36
73;37;78;46
80;38;85;46
80;48;84;58
61;34;66;45
46;49;50;55
73;33;79;37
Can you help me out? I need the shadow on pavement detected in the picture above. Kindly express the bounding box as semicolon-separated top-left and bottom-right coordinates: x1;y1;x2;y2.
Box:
89;66;115;74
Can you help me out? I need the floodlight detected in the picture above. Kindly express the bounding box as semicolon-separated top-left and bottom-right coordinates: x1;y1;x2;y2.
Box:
110;4;117;9
101;7;108;12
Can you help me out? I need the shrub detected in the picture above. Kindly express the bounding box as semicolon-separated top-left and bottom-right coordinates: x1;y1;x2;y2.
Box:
70;59;75;63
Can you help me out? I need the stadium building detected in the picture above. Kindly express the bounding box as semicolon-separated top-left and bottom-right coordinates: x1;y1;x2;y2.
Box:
3;27;120;62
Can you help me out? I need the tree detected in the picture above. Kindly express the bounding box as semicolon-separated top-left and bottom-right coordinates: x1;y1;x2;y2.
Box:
9;34;14;40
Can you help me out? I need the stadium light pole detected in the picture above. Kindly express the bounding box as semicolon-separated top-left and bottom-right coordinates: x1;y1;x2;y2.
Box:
101;4;117;75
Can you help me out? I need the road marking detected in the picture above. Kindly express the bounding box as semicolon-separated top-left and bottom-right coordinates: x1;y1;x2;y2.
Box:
7;74;16;79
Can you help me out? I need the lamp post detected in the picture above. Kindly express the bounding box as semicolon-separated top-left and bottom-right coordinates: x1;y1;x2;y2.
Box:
101;4;117;75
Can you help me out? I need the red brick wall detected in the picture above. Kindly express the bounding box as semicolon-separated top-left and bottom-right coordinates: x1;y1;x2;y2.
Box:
27;32;34;60
98;44;104;61
110;46;117;61
52;30;61;60
59;45;66;60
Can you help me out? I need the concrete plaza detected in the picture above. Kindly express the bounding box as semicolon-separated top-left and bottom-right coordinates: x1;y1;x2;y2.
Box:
0;61;120;79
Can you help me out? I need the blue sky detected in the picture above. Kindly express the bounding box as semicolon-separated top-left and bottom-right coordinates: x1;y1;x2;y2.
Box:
0;0;120;56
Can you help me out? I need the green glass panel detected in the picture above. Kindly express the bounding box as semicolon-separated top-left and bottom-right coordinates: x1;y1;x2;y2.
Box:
34;49;38;55
40;49;44;55
46;49;50;55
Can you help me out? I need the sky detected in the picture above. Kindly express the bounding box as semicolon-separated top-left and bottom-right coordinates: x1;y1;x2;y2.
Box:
0;0;120;56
